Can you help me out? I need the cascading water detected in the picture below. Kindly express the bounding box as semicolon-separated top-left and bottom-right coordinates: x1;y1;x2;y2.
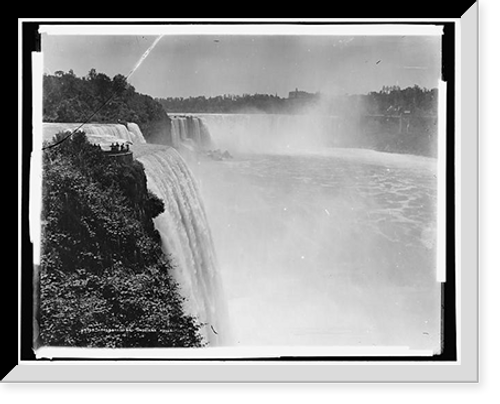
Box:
180;119;188;141
136;146;229;346
169;115;213;151
42;122;146;145
192;118;201;144
170;119;182;149
126;122;147;143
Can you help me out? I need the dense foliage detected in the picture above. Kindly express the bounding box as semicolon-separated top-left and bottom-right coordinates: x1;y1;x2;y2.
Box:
38;132;203;347
158;85;438;116
363;85;438;116
43;70;171;143
158;93;289;114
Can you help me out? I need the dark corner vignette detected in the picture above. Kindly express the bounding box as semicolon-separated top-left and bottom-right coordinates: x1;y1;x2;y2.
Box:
438;22;458;362
20;21;41;370
395;21;460;364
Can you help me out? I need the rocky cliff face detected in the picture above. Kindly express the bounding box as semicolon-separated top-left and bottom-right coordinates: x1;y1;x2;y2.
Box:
37;132;203;348
140;113;173;146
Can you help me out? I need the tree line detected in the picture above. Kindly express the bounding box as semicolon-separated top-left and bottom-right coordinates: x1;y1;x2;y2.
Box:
364;85;438;116
157;93;289;114
43;70;437;120
157;85;438;116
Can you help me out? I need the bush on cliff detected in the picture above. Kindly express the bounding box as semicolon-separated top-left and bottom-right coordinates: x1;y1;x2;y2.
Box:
38;132;203;348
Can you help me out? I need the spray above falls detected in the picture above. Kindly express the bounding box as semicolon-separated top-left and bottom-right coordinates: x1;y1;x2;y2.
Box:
178;113;341;155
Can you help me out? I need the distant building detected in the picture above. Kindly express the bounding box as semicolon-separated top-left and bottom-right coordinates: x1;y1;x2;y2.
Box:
288;88;316;100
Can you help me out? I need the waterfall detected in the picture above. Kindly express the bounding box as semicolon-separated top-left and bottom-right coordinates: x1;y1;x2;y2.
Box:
126;122;147;143
179;118;188;141
42;122;146;146
199;119;213;149
190;116;202;145
137;147;229;346
169;115;213;151
171;119;182;149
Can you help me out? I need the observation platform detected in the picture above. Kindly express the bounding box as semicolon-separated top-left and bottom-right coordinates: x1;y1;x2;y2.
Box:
103;150;134;162
102;143;134;162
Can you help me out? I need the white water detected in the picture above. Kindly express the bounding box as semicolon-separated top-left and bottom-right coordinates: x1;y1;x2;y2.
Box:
136;146;229;346
126;122;146;143
42;122;146;146
188;113;441;351
169;115;213;151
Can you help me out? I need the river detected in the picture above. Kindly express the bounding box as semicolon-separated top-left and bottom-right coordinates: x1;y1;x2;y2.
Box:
190;144;440;351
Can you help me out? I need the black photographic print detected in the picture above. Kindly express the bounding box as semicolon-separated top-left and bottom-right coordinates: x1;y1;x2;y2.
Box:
20;19;461;368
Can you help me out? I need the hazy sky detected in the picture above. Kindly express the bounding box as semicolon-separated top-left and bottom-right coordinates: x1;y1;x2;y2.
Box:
42;33;441;98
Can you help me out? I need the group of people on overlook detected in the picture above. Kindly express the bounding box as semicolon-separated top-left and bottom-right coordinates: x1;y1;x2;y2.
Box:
109;142;130;152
